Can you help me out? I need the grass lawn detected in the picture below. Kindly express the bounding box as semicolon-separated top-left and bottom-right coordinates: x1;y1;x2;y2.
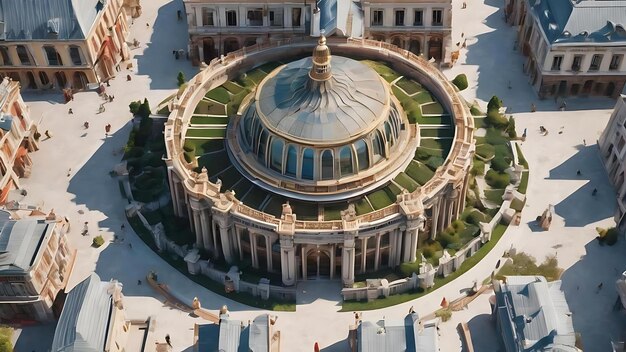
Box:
420;128;454;138
342;223;509;310
484;189;505;205
241;186;269;209
416;115;450;125
518;171;529;194
205;87;231;104
361;60;401;82
190;115;229;125
393;172;419;192
391;86;422;123
386;183;402;197
421;102;445;115
324;204;346;221
128;216;295;311
495;252;562;282
222;81;244;94
475;144;495;159
415;147;445;161
395;78;424;95
186;128;227;138
420;139;452;154
515;143;529;168
354;198;374;215
367;189;395;210
247;68;268;84
406;161;435;185
195;100;227;115
413;92;435;104
510;197;525;212
197;151;230;172
290;200;319;221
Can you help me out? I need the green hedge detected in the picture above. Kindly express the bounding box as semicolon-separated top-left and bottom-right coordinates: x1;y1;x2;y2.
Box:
476;144;495;159
452;74;468;91
396;78;423;95
205;87;231;104
518;171;529;194
485;170;511;188
92;235;105;248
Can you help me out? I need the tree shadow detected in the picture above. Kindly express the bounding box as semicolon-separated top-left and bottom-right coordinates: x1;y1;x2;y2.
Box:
545;145;615;227
133;0;197;90
559;240;626;351
461;1;617;113
467;313;504;352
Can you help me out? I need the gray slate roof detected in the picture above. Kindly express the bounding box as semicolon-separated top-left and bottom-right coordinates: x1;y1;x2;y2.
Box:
496;276;577;352
0;210;52;274
51;273;113;352
357;313;438;352
198;314;270;352
318;0;364;37
529;0;626;44
257;56;388;143
0;0;104;40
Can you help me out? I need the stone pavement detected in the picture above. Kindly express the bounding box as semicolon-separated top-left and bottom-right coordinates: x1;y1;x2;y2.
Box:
13;0;626;351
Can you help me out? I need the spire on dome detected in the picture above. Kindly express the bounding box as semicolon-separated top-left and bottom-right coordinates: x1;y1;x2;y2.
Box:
309;35;332;81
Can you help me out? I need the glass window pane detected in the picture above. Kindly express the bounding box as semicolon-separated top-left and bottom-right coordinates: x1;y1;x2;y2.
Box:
340;146;353;176
385;122;394;147
355;140;369;171
286;145;297;177
321;150;333;180
302;148;314;180
270;138;284;172
373;131;384;162
258;129;269;165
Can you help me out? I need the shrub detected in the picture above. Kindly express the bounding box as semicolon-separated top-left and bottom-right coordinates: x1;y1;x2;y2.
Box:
399;261;421;277
129;100;141;114
452;74;468;91
597;227;619;246
485;128;509;145
507;116;517;138
471;159;485;176
466;211;486;226
425;156;445;171
485;170;511;188
486;109;509;129
435;308;452;322
470;105;484;116
487;95;503;112
92;235;105;248
475;144;495;159
491;156;510;172
177;71;186;87
183;142;196;153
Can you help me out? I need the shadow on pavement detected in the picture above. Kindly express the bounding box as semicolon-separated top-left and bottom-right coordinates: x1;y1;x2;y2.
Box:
134;0;197;90
14;322;57;352
467;313;503;352
560;240;626;351
320;336;350;352
545;145;615;227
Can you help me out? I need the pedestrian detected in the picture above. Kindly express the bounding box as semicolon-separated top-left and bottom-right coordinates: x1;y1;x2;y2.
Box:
67;168;71;177
462;1;467;9
531;103;536;112
175;50;179;60
121;223;126;231
126;74;132;81
592;188;598;196
577;170;581;176
84;121;89;129
461;32;464;38
523;128;527;137
68;108;73;115
165;334;172;347
137;279;142;285
109;95;114;103
462;39;467;48
44;130;51;139
82;222;89;236
583;139;586;145
598;282;603;291
146;23;150;28
105;124;111;137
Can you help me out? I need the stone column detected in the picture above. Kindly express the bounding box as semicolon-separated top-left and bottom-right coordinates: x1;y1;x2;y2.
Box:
279;236;296;286
301;247;308;281
430;200;439;240
402;228;411;262
250;232;259;268
361;238;367;273
192;209;203;248
374;234;381;271
265;235;273;272
212;221;220;259
213;212;234;264
236;228;243;261
409;228;418;263
341;233;356;287
395;228;403;266
200;209;212;251
329;245;335;280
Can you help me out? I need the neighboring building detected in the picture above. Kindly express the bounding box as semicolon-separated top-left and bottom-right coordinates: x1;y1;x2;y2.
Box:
51;273;130;352
193;309;280;352
0;207;74;323
515;0;626;99
362;0;453;63
599;96;626;230
356;313;439;352
165;36;474;287
0;0;132;90
492;276;579;352
183;0;452;65
0;77;39;204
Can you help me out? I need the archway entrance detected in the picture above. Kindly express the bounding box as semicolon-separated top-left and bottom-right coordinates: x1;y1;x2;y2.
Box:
303;247;332;279
72;72;89;90
409;39;421;55
202;38;216;63
428;37;443;61
223;38;240;55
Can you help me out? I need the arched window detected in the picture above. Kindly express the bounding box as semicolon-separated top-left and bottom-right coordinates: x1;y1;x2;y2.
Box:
269;138;284;172
354;139;369;171
339;146;354;176
385;122;394;147
43;46;62;66
257;129;269;165
38;72;49;86
242;112;254;145
252;119;262;153
16;46;32;65
372;131;384;162
0;47;11;66
286;145;298;177
68;46;83;65
301;148;314;180
321;150;334;180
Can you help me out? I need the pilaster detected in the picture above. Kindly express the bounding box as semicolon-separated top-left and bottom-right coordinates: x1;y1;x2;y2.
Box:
341;231;356;287
279;235;296;286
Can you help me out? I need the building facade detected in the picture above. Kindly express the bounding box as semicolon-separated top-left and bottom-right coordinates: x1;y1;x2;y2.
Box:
515;0;626;99
362;0;452;63
0;0;133;90
164;36;474;287
183;0;452;65
599;96;626;231
0;77;39;204
356;312;439;352
51;273;130;352
0;207;75;323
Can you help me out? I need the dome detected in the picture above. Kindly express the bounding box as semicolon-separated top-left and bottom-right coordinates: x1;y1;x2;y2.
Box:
256;37;389;144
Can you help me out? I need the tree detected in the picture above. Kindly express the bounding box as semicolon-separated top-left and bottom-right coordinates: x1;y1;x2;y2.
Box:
487;95;503;112
507;116;517;138
491;156;510;172
177;71;186;87
452;74;468;91
138;98;151;119
129;100;141;114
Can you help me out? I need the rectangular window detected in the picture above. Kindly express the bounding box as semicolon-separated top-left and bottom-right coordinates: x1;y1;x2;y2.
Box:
395;10;405;26
413;10;423;26
372;10;384;26
247;9;263;26
432;9;443;26
610;54;623;70
226;10;237;26
201;8;214;26
551;55;563;71
292;8;302;27
269;9;283;27
16;46;31;66
69;47;82;65
571;55;582;71
590;54;603;71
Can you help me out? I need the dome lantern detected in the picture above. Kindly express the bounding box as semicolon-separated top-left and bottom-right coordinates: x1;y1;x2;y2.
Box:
309;35;332;81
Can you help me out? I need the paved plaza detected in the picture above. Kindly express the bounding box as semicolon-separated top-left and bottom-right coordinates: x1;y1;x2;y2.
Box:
12;0;626;351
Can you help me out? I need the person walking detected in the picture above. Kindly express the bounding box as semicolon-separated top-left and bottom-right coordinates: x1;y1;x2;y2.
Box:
44;130;51;139
68;108;73;115
84;121;89;129
105;124;111;137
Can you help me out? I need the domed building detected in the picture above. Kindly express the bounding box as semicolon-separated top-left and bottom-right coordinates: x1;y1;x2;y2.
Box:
164;36;475;287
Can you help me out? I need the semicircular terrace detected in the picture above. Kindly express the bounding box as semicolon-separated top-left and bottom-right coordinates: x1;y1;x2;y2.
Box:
164;37;475;288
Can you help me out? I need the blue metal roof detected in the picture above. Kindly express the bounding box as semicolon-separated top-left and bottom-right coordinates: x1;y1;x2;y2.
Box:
357;313;438;352
0;212;51;274
199;314;271;352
